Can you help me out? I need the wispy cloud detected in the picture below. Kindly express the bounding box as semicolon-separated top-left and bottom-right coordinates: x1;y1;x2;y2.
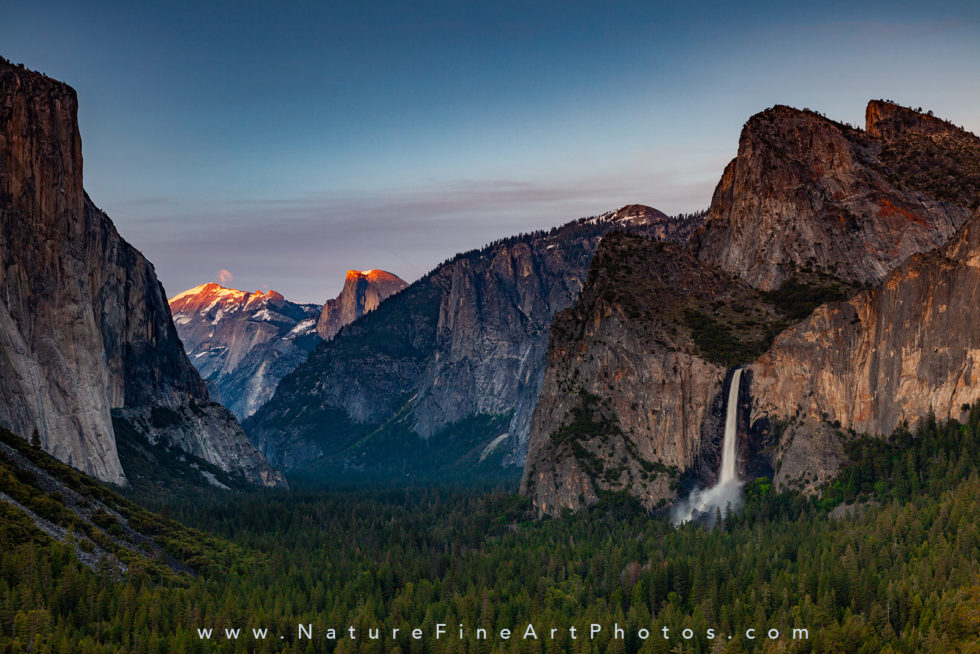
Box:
112;169;721;303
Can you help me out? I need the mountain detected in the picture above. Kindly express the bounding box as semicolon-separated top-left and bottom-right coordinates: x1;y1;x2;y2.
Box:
0;59;283;488
245;205;702;476
317;269;408;340
520;233;787;514
169;284;321;420
523;101;980;515
750;206;980;492
691;101;979;291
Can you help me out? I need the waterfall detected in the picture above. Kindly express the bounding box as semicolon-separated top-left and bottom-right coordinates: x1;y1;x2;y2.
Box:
672;368;744;525
719;367;742;484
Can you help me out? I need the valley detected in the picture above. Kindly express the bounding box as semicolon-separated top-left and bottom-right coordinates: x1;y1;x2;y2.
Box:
2;41;980;653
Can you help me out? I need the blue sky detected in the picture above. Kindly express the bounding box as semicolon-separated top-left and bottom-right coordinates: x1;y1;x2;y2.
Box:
3;1;979;302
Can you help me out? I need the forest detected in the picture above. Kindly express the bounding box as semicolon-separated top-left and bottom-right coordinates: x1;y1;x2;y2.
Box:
2;403;980;653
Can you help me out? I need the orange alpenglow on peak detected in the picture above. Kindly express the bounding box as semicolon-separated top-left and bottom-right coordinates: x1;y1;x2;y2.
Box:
318;269;409;340
345;269;402;280
167;283;286;309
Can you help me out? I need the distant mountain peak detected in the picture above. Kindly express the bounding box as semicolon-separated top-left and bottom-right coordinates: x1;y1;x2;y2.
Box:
0;59;282;487
317;269;408;340
586;204;670;226
169;284;321;420
168;284;292;313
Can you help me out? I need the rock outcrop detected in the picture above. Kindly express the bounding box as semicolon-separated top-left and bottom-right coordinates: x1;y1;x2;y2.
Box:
246;205;702;475
169;283;321;419
691;103;979;291
524;101;980;514
0;59;283;487
317;269;407;340
520;233;784;516
750;207;980;491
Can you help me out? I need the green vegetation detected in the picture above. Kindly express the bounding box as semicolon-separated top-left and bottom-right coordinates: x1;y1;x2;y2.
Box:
682;308;775;368
549;391;622;448
0;425;251;590
762;277;853;322
5;403;980;652
546;391;671;488
294;410;518;485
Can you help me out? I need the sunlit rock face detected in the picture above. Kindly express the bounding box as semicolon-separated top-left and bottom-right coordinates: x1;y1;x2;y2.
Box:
317;270;408;341
751;207;980;491
0;60;283;487
169;284;321;420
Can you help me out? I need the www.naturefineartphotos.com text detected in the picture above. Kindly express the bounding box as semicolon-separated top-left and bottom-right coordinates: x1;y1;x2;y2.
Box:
196;622;810;644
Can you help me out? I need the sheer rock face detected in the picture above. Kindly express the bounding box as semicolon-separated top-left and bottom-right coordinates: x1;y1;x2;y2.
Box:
523;102;980;514
0;60;283;487
751;208;980;491
316;270;407;341
520;234;781;516
246;206;702;473
169;284;321;419
691;103;978;291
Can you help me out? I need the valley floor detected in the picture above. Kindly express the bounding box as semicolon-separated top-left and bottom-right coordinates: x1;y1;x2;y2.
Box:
4;407;980;653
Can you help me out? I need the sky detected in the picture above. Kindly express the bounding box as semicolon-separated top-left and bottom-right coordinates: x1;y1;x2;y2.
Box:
2;1;979;303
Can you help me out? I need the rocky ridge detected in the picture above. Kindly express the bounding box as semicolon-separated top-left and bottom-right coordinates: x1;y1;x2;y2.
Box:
246;205;702;475
750;206;980;491
520;233;784;515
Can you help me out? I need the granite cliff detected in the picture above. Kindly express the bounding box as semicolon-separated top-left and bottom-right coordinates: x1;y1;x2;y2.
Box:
246;205;702;475
0;59;283;488
750;206;980;492
520;233;785;515
169;283;321;419
523;101;980;514
691;101;978;291
317;269;407;341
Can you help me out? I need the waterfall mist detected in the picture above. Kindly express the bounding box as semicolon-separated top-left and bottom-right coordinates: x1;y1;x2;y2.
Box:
672;368;744;525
